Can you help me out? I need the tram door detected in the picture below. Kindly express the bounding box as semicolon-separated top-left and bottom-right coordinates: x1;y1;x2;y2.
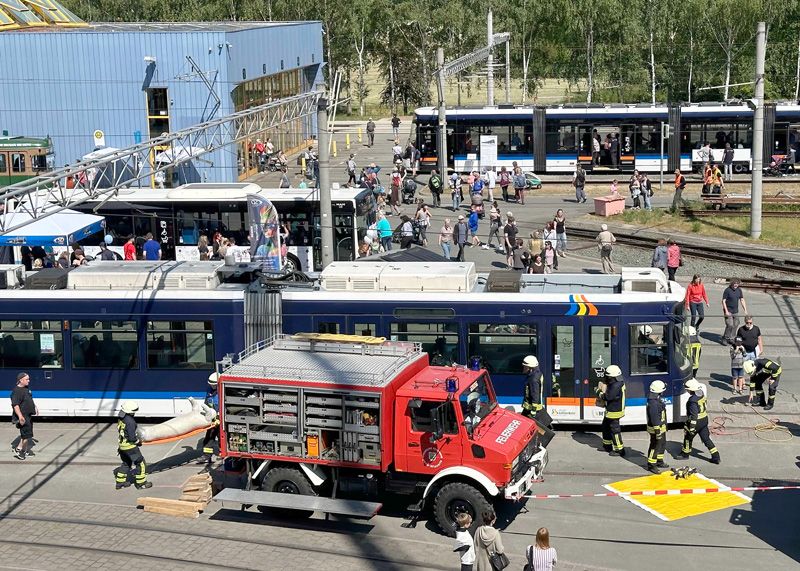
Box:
547;320;617;422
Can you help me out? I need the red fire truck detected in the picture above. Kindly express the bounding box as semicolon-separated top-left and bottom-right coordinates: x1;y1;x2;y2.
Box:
215;334;549;534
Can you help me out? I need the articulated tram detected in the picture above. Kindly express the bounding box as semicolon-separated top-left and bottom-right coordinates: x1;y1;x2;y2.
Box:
413;102;800;175
0;261;692;425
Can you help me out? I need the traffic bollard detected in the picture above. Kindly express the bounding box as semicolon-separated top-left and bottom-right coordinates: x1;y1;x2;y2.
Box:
332;140;337;157
346;133;350;150
357;128;362;144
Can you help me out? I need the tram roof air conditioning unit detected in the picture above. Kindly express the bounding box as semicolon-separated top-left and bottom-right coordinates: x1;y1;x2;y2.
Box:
0;264;25;289
67;261;167;290
160;261;224;290
321;262;477;293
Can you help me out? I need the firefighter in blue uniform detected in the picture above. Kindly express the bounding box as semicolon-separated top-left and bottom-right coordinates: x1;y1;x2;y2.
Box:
743;358;781;410
200;373;220;463
114;401;152;489
645;380;670;474
596;364;626;456
520;355;543;418
678;378;720;464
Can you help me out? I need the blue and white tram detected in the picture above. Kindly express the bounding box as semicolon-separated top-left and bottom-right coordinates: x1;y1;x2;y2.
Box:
279;263;694;426
414;102;800;175
0;261;275;417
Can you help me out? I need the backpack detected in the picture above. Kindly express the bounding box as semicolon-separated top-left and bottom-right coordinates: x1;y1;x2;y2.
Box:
499;171;511;185
429;175;442;191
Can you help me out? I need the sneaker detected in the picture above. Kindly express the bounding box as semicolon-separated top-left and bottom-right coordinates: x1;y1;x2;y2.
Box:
13;449;26;460
481;244;490;250
135;481;153;490
25;450;35;457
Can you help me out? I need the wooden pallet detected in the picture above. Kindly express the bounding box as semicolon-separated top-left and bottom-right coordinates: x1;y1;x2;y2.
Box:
179;474;213;507
137;473;214;519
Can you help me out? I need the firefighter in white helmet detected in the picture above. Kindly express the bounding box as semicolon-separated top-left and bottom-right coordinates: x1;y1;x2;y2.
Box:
200;372;221;463
678;378;720;464
114;401;152;489
596;364;626;456
520;355;543;418
645;380;669;474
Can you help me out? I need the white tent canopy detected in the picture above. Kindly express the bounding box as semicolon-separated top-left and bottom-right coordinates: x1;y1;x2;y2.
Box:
0;209;105;247
154;146;208;165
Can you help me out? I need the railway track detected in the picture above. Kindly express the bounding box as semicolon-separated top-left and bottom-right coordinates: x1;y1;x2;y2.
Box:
568;227;800;276
680;209;800;218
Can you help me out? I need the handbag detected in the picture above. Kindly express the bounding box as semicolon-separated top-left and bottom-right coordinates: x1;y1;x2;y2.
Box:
523;545;533;571
489;551;510;571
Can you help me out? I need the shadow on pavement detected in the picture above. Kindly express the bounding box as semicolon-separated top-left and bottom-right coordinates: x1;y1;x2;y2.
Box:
699;330;726;345
148;444;204;474
708;372;733;392
730;478;800;565
570;431;649;472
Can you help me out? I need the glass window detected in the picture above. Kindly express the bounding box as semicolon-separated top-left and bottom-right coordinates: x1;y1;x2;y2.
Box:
354;322;377;337
410;400;458;434
316;322;340;334
390;322;459;366
0;320;63;368
468;323;537;375
589;326;612;386
635;125;659;152
546;122;579;153
31;154;48;171
11;153;25;173
71;320;138;369
147;321;214;369
146;88;169;117
418;126;436;156
630;323;668;374
551;325;574;398
0;153;6;173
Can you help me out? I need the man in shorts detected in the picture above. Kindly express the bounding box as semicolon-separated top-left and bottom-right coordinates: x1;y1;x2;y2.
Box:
11;372;37;460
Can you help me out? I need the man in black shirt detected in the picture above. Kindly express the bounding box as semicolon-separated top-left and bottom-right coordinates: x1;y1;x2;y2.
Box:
10;372;37;460
736;317;763;360
721;279;747;344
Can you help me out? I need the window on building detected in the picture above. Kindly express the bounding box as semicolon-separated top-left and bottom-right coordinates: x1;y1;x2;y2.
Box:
390;322;459;366
147;321;214;369
468;323;537;375
629;323;668;374
71;320;138;369
11;153;25;173
146;88;169;117
0;320;63;368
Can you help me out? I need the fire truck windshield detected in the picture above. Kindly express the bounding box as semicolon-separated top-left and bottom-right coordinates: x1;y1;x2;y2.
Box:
459;373;497;430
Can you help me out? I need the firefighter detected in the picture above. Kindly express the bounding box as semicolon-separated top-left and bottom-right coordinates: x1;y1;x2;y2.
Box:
114;401;153;489
596;364;626;456
520;355;543;418
678;378;720;464
744;358;781;410
200;372;220;463
645;380;669;474
688;326;702;378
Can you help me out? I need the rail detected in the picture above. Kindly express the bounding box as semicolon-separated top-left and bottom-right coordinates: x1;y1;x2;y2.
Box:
680;208;799;218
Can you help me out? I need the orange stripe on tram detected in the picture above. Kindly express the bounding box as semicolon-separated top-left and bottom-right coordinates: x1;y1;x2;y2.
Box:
579;294;598;316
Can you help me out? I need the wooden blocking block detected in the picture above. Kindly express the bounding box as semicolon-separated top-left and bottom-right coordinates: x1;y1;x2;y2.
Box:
144;505;200;519
137;497;203;512
181;483;210;493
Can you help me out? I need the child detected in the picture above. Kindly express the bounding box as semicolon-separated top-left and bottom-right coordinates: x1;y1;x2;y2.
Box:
730;336;747;395
453;512;475;571
610;178;619;195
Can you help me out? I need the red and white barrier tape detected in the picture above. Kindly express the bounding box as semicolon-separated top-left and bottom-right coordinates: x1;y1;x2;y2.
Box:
526;485;800;499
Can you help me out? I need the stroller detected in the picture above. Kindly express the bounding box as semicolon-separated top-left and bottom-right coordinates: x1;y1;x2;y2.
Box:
471;192;485;218
402;178;417;204
764;154;795;177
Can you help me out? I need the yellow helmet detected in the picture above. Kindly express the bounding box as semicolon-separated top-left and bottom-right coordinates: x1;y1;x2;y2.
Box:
743;360;756;375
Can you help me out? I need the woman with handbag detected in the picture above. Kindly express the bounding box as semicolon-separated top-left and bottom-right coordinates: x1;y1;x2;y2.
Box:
525;527;557;571
474;509;508;571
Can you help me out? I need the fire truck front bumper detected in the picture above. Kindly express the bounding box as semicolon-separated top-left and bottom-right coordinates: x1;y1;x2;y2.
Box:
503;447;548;500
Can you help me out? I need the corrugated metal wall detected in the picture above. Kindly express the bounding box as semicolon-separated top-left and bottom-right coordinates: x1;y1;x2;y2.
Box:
0;23;323;183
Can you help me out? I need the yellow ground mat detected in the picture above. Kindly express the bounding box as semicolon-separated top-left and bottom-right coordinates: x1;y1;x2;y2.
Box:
603;471;750;521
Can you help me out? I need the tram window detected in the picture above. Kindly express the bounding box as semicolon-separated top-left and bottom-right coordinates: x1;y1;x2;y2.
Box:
317;322;340;334
772;122;789;155
31;154;48;171
673;324;692;377
418;126;437;155
629;323;668;374
147;321;214;369
0;321;63;369
354;322;377;337
589;326;612;386
11;153;25;173
0;154;7;174
390;323;459;366
681;123;705;153
635;126;659;152
70;320;138;369
467;323;537;375
546;123;579;153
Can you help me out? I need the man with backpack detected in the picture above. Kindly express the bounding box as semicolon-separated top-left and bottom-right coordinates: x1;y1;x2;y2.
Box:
428;169;443;207
572;165;587;203
512;169;527;205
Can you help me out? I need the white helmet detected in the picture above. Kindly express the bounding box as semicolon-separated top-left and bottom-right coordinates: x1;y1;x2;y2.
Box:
743;360;756;375
605;364;622;378
121;400;139;414
638;325;653;336
522;355;539;368
684;378;701;392
467;391;481;405
208;372;219;386
649;380;667;394
687;326;697;337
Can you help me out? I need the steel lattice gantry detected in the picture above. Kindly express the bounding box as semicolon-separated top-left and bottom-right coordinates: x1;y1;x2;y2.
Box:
0;91;324;234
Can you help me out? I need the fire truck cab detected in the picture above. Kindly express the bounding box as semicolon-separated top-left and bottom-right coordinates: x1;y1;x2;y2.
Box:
216;334;548;534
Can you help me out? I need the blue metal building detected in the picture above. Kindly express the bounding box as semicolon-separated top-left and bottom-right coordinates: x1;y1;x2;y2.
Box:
0;21;324;184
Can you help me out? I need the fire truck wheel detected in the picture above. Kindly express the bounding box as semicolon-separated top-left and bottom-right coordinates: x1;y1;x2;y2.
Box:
258;466;317;518
433;482;491;537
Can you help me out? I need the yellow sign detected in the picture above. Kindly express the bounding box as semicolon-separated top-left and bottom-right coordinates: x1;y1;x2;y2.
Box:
604;472;750;521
